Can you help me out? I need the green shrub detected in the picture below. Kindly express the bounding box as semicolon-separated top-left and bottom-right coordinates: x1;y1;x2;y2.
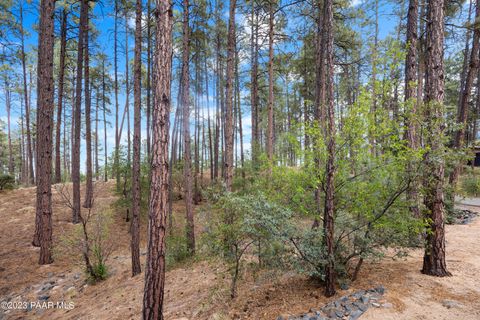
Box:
460;174;480;197
166;234;190;267
202;191;292;298
55;203;115;284
89;262;108;282
0;174;15;190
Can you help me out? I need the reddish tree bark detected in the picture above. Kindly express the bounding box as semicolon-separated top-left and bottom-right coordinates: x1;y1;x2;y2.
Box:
266;1;275;163
404;0;420;218
142;0;173;318
131;0;142;277
55;9;68;184
72;0;88;224
20;3;35;186
225;0;236;191
181;0;195;255
320;0;336;297
84;11;93;208
35;0;56;265
421;0;451;277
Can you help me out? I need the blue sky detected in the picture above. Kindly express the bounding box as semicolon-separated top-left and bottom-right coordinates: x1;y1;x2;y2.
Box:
1;0;467;173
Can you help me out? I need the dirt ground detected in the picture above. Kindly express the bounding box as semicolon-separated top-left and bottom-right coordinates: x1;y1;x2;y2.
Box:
1;182;479;320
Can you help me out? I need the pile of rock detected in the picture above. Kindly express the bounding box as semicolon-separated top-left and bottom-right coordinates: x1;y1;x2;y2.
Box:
277;286;389;320
449;209;477;225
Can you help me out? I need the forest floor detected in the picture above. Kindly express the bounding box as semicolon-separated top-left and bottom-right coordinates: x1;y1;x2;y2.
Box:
1;181;480;320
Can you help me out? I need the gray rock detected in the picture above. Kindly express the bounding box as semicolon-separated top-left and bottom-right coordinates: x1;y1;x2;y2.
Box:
325;308;337;319
344;303;354;313
38;295;49;301
375;285;385;295
360;295;369;304
353;302;368;312
349;310;364;320
340;283;349;290
41;283;54;291
334;310;344;318
442;300;461;309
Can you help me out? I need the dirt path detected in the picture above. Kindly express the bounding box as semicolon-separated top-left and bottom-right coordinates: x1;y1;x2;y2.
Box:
359;204;480;320
1;185;480;320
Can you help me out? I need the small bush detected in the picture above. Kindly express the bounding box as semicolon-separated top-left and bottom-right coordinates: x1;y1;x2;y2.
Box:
166;234;190;267
0;174;15;190
89;262;108;282
55;206;115;283
203;191;292;298
461;174;480;197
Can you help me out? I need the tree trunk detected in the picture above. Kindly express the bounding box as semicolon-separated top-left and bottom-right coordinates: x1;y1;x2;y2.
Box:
20;3;35;185
421;0;451;277
320;0;336;297
114;0;120;185
20;92;27;184
181;0;195;255
250;0;259;164
267;1;275;164
370;0;379;155
55;9;68;184
225;0;236;191
35;0;56;265
72;0;88;224
4;79;14;175
131;0;142;277
95;88;99;180
235;43;245;179
146;0;152;161
84;11;93;209
142;1;173;318
404;0;420;218
103;58;108;182
449;2;480;190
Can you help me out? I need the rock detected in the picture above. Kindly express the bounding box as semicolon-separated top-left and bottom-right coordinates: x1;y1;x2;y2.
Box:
334;310;344;318
371;302;381;308
360;295;369;304
344;303;354;313
324;308;337;319
340;283;349;290
352;290;365;299
442;300;461;309
382;303;393;308
349;310;364;320
38;295;49;301
358;303;368;312
41;283;54;291
374;285;385;295
47;272;53;278
353;302;367;312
